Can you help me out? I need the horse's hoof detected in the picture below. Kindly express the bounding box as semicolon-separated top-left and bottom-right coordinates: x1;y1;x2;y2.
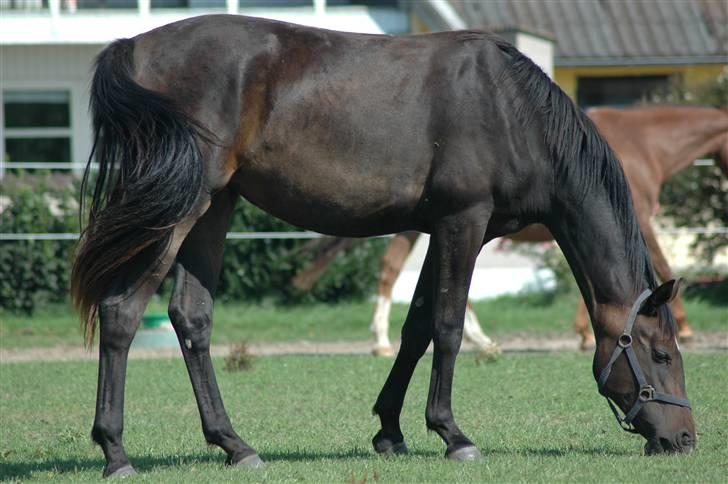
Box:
372;346;395;357
446;445;482;461
372;431;408;455
579;337;596;351
103;464;136;478
232;453;266;469
475;344;501;363
678;329;694;341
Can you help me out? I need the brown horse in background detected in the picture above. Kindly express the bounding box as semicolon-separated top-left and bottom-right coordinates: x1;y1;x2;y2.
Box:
294;105;728;353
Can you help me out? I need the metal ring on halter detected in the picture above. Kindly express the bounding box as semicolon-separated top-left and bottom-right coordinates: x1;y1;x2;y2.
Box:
618;333;632;347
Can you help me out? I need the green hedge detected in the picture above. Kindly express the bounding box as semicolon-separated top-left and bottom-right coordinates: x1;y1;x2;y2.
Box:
0;175;387;313
0;175;77;313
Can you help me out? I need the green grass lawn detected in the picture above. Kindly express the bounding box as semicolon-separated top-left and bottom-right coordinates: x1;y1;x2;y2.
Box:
0;352;725;482
1;291;726;349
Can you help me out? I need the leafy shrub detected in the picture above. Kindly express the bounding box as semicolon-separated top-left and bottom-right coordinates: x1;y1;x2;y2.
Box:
0;174;387;313
0;174;77;313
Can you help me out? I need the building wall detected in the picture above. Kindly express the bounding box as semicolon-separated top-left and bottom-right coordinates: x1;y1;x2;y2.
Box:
554;64;726;101
1;44;104;168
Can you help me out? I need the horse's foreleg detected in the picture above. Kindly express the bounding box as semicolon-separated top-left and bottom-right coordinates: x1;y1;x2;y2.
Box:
573;298;595;351
371;240;435;454
425;207;488;460
167;190;263;468
370;232;419;356
92;201;209;478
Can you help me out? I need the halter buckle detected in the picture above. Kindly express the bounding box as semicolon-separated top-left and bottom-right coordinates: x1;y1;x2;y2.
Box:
618;333;632;348
638;385;655;402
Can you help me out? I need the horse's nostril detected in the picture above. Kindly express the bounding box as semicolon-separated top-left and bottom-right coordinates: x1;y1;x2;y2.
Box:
659;437;674;452
678;430;695;449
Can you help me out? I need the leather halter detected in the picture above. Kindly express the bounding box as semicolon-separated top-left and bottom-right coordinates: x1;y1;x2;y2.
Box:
597;289;691;433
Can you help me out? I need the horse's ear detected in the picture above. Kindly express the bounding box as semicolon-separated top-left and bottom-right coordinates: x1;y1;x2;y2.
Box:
639;278;683;316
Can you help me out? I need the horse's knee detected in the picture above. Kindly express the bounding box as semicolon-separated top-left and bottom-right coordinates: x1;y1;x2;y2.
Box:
168;302;212;350
98;302;141;350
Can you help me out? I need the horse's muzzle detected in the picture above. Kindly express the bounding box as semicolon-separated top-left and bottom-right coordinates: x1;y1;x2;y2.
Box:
644;429;696;455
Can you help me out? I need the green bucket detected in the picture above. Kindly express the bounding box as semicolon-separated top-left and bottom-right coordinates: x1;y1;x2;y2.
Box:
142;313;171;329
133;313;177;349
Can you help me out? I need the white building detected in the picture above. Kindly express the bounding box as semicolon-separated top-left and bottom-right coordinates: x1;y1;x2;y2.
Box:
1;1;559;300
0;0;408;173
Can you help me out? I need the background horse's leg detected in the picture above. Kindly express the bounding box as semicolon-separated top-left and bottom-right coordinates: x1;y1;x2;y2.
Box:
640;222;693;339
425;208;488;460
167;189;263;468
463;302;500;356
370;232;420;356
573;299;595;351
92;201;209;478
372;242;435;454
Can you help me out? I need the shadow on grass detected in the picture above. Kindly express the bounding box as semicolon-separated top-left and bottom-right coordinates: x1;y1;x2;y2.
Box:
0;445;633;479
0;448;378;480
0;453;219;480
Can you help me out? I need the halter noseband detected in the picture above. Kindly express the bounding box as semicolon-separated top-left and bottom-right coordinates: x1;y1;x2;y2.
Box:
596;289;691;433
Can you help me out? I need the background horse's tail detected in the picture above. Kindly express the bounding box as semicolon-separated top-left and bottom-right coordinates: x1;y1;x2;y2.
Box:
71;38;206;346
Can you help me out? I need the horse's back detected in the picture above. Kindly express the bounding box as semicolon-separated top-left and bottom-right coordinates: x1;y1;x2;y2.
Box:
128;15;538;236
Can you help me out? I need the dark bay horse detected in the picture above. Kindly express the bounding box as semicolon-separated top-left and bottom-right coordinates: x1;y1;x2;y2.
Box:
71;15;695;477
296;105;726;355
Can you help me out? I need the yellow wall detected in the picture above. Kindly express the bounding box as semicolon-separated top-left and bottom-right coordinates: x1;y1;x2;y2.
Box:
554;64;725;101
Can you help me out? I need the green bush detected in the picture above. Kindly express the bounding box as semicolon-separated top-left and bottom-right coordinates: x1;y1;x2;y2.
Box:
0;175;387;313
0;174;78;313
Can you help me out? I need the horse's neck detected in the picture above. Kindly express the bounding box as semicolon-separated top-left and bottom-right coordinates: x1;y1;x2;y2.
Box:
650;108;728;181
547;186;647;318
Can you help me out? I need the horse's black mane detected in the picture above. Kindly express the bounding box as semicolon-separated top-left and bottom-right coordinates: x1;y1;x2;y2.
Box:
484;34;672;331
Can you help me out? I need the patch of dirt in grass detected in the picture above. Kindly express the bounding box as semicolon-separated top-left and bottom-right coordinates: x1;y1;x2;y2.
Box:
1;331;726;363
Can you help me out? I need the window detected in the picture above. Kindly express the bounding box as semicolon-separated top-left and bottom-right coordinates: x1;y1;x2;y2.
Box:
2;90;72;164
576;76;670;109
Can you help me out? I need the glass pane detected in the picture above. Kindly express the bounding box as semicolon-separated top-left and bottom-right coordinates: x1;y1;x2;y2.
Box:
4;90;70;128
577;76;670;109
163;0;225;7
0;0;48;11
151;0;188;7
77;0;137;9
239;0;310;7
4;137;71;163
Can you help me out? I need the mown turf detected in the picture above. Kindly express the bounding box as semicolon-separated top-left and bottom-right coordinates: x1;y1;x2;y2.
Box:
1;292;726;348
1;352;725;482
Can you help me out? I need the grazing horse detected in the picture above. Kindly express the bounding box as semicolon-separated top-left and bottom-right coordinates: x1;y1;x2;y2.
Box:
297;105;726;355
71;15;695;478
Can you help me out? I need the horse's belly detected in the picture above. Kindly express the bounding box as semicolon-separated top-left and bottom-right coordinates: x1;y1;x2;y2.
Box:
231;153;428;236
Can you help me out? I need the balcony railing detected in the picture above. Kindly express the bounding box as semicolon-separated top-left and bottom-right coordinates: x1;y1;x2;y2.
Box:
0;0;398;13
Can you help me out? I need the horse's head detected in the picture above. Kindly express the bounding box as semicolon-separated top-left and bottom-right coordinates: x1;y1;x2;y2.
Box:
592;279;695;454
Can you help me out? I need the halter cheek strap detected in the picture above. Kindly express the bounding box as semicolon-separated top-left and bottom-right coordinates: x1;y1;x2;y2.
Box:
597;289;691;433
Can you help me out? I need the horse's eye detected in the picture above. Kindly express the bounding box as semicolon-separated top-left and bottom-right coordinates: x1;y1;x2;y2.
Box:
652;349;671;364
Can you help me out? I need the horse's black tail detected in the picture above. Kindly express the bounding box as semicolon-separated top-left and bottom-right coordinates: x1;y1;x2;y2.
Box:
71;38;205;347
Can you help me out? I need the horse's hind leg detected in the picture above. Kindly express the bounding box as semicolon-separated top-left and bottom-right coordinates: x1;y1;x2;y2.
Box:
92;200;210;478
167;189;264;468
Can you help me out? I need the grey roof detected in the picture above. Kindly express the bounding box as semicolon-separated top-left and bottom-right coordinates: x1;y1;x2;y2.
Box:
415;0;728;66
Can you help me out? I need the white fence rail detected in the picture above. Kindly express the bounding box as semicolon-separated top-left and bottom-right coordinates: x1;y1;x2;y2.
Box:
1;228;727;242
